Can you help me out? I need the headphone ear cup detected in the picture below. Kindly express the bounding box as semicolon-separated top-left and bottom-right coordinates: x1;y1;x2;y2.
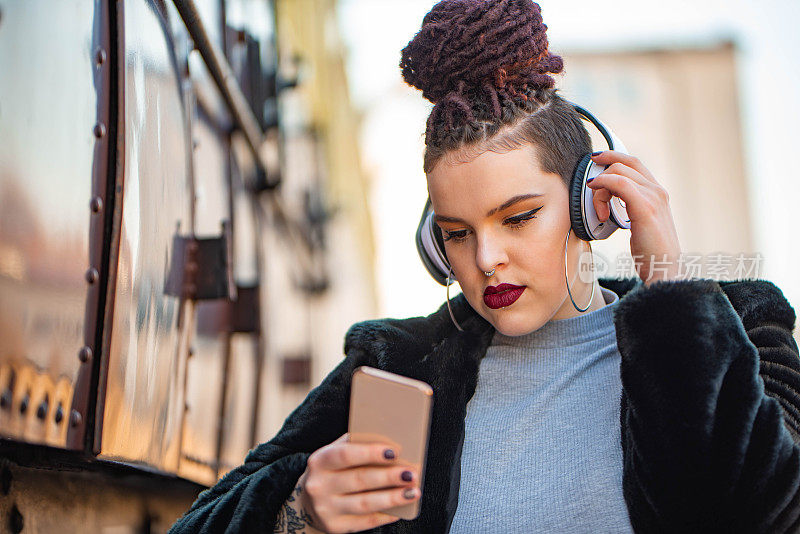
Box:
415;200;454;285
569;154;594;242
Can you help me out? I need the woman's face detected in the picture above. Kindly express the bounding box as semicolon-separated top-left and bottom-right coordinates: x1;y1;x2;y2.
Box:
427;143;593;336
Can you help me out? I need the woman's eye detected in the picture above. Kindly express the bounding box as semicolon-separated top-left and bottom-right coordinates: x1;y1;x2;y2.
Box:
442;229;469;243
504;207;542;228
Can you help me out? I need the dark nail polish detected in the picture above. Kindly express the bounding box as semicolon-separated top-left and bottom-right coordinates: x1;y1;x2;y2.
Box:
586;177;595;183
591;151;603;156
404;488;417;499
401;470;413;482
384;449;395;460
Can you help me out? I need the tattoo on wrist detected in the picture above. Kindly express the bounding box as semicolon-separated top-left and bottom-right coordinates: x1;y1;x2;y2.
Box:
274;482;317;534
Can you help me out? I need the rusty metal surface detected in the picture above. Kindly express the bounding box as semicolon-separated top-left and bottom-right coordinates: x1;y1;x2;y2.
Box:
164;225;234;300
226;0;283;191
229;162;265;446
231;285;260;333
282;355;312;386
0;0;353;505
175;59;235;484
178;304;226;485
192;110;232;236
172;0;277;187
68;0;118;452
217;333;257;477
0;451;201;533
91;0;130;455
0;0;99;449
231;155;261;287
98;0;193;472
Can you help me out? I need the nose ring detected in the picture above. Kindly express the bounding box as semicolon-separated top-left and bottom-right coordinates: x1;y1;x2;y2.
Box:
484;268;495;277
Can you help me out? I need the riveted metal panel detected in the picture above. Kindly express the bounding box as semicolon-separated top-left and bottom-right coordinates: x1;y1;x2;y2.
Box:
217;333;258;478
0;0;104;450
97;0;193;472
68;0;119;451
178;301;226;485
175;17;235;483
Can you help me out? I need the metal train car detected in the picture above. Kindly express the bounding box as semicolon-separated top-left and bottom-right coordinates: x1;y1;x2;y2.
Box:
0;0;373;530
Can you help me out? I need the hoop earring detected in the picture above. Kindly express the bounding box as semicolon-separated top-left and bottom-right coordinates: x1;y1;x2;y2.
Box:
446;268;465;332
564;226;595;313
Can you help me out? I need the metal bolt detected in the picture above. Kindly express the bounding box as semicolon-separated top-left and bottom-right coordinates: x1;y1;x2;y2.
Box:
36;400;48;420
93;122;106;139
69;410;82;427
78;346;92;363
0;390;10;409
95;47;107;65
85;267;99;284
90;196;103;213
188;346;195;358
19;394;28;415
54;404;64;424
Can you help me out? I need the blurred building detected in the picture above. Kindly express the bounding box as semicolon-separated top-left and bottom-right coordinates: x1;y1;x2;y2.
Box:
560;41;754;280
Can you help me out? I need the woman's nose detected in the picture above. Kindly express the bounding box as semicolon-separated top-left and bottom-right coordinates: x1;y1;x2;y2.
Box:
475;232;508;275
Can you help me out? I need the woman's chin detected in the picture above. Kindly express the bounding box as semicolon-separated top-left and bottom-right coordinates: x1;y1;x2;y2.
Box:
463;292;547;336
481;306;545;337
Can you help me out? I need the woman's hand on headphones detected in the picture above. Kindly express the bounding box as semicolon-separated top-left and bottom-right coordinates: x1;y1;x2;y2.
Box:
587;150;683;286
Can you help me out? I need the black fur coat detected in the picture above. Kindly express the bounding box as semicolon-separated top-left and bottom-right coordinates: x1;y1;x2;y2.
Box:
170;277;800;533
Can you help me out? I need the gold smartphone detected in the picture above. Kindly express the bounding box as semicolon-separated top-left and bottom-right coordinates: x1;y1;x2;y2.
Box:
348;366;434;520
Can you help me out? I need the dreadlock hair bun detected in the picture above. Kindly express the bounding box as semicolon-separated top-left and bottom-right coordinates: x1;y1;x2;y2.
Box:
400;0;563;116
401;0;589;179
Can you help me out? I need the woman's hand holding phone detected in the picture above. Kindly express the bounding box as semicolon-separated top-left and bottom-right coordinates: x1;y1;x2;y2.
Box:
296;433;421;534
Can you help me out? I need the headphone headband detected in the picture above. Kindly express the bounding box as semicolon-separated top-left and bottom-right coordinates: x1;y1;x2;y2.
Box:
570;102;628;154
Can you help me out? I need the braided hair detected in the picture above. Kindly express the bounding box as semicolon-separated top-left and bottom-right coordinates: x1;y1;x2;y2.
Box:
400;0;591;182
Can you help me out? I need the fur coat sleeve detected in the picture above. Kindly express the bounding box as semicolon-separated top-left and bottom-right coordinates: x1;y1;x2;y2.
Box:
614;278;800;533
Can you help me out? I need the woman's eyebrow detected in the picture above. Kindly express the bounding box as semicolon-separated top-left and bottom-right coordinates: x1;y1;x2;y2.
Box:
486;193;544;217
433;193;544;224
433;214;465;224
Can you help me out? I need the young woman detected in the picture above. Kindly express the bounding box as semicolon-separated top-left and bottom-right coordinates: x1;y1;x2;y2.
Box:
170;1;800;532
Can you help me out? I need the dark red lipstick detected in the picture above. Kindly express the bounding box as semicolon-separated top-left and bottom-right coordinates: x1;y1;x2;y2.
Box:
483;283;526;309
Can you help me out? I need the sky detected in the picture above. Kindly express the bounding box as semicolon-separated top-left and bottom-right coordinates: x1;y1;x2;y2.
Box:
336;0;800;321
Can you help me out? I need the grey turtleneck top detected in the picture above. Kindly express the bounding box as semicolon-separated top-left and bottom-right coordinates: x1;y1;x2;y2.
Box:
448;286;634;533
